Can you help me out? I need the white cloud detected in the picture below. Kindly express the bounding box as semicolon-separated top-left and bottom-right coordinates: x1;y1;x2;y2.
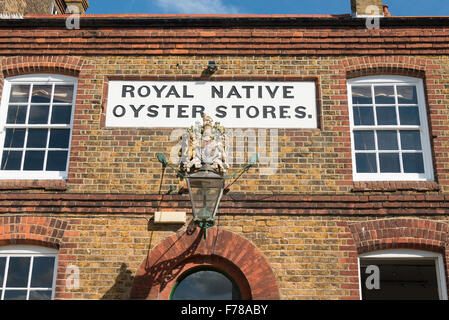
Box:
154;0;240;14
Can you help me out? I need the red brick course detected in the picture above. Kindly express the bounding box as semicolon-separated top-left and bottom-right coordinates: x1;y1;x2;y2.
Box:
1;21;449;55
2;193;449;216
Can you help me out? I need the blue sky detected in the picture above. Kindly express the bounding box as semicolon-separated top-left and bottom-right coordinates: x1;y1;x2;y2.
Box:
87;0;449;16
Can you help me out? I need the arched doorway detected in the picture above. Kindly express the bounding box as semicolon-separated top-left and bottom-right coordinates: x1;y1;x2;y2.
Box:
130;226;280;300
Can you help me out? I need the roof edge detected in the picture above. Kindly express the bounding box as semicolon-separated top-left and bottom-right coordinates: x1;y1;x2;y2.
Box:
2;15;449;28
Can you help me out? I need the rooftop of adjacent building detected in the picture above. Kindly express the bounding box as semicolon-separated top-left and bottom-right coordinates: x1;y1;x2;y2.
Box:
2;0;449;27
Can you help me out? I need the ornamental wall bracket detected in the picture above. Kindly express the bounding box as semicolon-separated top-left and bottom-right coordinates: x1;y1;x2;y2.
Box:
157;113;258;194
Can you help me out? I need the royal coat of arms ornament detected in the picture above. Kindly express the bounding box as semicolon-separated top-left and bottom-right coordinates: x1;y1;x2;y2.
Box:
178;113;229;175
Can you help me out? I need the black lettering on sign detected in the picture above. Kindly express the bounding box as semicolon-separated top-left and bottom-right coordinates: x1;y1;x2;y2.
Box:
183;86;194;98
266;86;279;98
178;105;189;118
129;104;145;118
162;105;175;117
147;105;159;117
280;105;291;119
152;85;167;98
241;86;254;98
192;105;205;118
283;86;294;99
295;106;307;119
137;86;151;97
216;105;227;118
211;86;223;98
227;86;242;99
122;85;135;98
232;105;244;118
166;86;180;98
263;106;276;119
246;106;260;119
113;105;126;117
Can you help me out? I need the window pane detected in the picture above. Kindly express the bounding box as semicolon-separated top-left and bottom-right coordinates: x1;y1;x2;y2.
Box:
399;107;420;125
46;151;68;171
376;106;397;125
0;257;5;285
356;153;377;173
7;105;27;124
29;290;52;300
1;151;22;171
28;105;50;124
53;85;74;103
352;86;372;104
31;85;52;103
31;257;55;288
172;270;241;300
23;151;45;171
397;86;418;104
9;85;30;103
4;290;27;300
400;131;422;150
353;107;374;126
360;259;439;300
26;129;48;148
4;129;26;148
374;86;395;104
6;257;30;287
379;153;401;173
354;131;375;150
377;131;398;150
51;105;72;124
49;129;70;149
403;153;425;173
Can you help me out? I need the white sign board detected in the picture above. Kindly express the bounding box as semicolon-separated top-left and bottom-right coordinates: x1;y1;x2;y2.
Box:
105;81;318;128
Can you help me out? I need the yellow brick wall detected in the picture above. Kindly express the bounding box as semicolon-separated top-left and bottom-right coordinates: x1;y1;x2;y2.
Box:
39;55;449;194
23;214;445;300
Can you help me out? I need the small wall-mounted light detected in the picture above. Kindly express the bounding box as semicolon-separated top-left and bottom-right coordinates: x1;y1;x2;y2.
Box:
207;61;218;73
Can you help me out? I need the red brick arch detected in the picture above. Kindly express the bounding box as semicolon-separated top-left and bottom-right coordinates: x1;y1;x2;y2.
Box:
349;218;449;254
130;226;280;300
0;216;69;248
342;56;435;79
1;56;84;78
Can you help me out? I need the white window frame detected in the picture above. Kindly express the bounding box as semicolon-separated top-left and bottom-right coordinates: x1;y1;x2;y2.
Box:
358;249;448;300
348;75;434;181
0;74;77;180
0;245;58;300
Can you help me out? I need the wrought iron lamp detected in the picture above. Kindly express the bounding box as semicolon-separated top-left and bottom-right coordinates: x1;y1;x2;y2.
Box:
185;164;225;237
156;114;257;239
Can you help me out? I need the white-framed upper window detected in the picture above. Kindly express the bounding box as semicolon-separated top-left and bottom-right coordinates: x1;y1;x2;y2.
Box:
358;249;447;300
348;76;434;181
0;74;77;180
0;245;58;300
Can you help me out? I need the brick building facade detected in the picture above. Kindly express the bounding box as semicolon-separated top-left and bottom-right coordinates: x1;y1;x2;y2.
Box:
0;0;449;300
